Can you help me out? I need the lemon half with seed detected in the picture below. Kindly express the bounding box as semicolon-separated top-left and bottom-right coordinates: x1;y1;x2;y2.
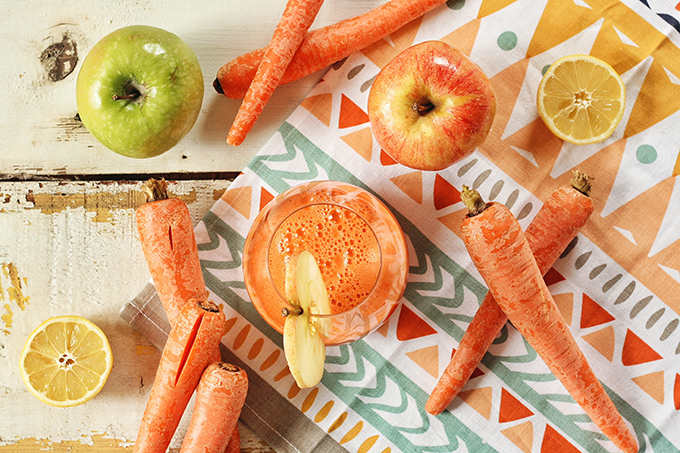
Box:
19;315;113;407
537;54;625;145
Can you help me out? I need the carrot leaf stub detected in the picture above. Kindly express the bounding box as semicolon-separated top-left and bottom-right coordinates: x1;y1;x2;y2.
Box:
461;185;488;217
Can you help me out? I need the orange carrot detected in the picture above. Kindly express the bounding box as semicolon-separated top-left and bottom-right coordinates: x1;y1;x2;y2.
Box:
136;178;207;326
227;0;325;146
214;0;449;99
458;187;637;453
179;362;249;453
224;424;241;453
426;171;594;415
133;299;226;453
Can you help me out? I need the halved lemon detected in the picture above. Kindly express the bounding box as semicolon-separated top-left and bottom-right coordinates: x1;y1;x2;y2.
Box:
537;54;625;145
19;315;113;407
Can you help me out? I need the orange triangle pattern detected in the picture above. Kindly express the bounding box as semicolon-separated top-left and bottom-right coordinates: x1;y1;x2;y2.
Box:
259;187;274;212
552;292;574;326
674;374;680;410
300;93;333;127
221;185;252;219
433;174;462;210
405;345;439;378
632;370;665;404
540;424;581;453
459;387;493;420
340;127;373;162
621;329;663;366
390;171;423;204
501;420;534;453
582;326;616;361
338;94;369;129
396;305;437;341
543;268;565;287
580;294;616;329
499;388;534;423
380;150;398;166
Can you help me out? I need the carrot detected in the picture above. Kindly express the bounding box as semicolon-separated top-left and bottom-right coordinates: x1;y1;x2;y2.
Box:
224;424;241;453
426;170;594;415
179;362;249;453
214;0;449;99
227;0;325;146
458;187;637;453
133;298;226;453
136;178;207;326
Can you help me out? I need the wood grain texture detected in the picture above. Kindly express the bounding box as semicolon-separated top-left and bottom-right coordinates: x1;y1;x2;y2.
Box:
0;0;388;177
0;180;270;452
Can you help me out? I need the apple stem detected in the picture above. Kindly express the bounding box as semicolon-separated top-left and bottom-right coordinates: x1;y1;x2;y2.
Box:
282;307;303;317
112;93;139;101
412;101;435;115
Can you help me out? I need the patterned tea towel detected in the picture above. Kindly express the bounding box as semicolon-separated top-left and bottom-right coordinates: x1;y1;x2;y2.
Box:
123;0;680;451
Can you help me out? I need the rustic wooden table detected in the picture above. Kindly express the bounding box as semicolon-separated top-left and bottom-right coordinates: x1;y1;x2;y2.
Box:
0;1;389;451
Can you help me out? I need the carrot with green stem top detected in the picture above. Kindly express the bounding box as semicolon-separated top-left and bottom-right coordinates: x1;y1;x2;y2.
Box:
214;0;449;100
133;298;226;453
227;0;325;146
136;178;207;326
458;186;637;453
426;170;594;415
179;362;249;453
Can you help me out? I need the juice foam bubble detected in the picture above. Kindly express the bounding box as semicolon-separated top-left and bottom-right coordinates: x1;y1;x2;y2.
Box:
269;204;380;313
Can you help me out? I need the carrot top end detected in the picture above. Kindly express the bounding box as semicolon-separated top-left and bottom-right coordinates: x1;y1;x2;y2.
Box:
570;170;592;197
142;178;169;203
461;185;488;217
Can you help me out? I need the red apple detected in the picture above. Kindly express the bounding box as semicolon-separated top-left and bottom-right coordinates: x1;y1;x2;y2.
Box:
367;41;496;171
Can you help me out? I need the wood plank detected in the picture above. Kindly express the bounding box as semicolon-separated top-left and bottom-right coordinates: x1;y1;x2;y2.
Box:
0;180;271;452
0;0;389;177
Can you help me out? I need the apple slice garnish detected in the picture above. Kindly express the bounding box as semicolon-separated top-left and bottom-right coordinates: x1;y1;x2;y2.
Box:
282;250;331;388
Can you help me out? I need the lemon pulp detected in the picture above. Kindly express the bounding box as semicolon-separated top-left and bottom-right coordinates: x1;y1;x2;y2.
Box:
19;315;113;407
537;55;625;145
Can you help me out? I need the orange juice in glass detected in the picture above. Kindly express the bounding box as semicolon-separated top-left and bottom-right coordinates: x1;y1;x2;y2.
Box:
243;181;409;346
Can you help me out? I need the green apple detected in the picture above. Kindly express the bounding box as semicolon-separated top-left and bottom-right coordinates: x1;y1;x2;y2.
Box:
76;25;204;158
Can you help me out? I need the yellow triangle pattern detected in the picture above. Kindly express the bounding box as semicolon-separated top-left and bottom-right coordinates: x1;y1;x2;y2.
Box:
501;420;534;453
300;93;333;127
405;345;439;379
582;326;616;362
340;127;374;162
459;387;493;420
389;171;423;204
552;292;574;326
220;185;252;220
632;370;665;404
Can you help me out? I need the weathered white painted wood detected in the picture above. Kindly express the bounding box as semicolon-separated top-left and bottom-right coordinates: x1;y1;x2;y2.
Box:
0;180;276;451
0;0;388;177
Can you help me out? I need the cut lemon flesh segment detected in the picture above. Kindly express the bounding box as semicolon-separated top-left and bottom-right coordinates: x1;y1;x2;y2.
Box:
19;315;113;407
537;55;625;145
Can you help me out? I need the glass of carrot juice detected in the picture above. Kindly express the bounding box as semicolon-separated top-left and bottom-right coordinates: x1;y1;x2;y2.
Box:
243;181;409;346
